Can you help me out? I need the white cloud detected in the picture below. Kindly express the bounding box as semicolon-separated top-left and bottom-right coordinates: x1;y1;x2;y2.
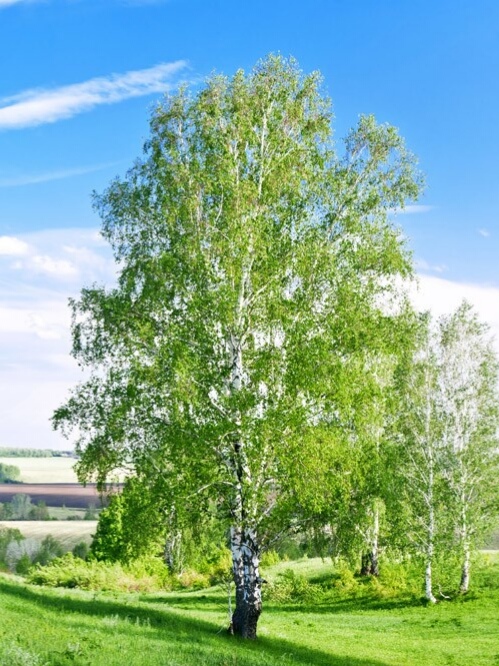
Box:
0;61;188;130
0;227;115;449
31;254;78;277
412;274;499;354
478;228;490;238
0;236;29;255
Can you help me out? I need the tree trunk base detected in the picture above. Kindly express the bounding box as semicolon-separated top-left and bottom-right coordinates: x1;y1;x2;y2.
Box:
360;551;379;577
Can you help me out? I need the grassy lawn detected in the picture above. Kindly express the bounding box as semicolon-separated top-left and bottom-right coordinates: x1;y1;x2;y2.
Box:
0;558;498;665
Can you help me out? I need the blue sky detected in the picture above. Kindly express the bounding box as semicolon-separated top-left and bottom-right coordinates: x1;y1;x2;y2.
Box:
0;0;498;448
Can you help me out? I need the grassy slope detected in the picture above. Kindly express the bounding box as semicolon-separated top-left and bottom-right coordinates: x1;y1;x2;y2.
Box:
0;559;498;665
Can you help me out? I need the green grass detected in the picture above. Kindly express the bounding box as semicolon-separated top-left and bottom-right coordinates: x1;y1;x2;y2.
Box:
0;558;498;665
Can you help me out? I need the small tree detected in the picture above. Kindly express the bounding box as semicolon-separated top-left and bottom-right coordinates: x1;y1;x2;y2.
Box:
54;55;422;637
10;494;33;520
0;463;21;483
438;303;499;592
395;316;447;603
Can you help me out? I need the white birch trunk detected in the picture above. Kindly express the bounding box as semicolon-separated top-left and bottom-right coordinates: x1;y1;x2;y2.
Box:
460;502;471;593
230;526;262;638
425;495;437;603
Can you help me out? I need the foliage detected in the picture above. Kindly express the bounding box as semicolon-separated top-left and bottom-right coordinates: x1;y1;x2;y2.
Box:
6;538;41;572
84;503;98;520
9;494;34;520
0;527;23;569
53;54;423;637
72;541;90;560
90;479;166;563
28;553;173;592
394;306;499;598
0;462;21;483
33;535;64;566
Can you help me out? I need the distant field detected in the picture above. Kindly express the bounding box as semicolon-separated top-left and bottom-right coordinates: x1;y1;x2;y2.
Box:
0;457;78;483
0;520;97;547
48;507;99;520
0;483;110;508
0;456;128;485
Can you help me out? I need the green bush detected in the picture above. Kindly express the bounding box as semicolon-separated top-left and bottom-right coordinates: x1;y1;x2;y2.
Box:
261;550;281;568
16;553;32;575
265;568;324;603
0;462;21;483
33;535;64;566
72;541;89;560
28;553;174;593
0;527;23;569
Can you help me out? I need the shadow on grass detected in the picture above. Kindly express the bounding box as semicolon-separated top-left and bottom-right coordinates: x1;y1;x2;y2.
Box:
0;577;391;666
263;595;425;615
140;589;423;615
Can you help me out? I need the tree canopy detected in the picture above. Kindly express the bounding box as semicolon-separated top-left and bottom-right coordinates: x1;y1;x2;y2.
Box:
54;54;423;637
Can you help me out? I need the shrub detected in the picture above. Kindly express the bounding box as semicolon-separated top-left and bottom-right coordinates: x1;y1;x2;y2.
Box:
0;527;23;569
6;538;41;572
72;541;89;560
16;553;33;575
33;535;64;566
261;550;280;567
28;553;173;593
265;568;324;603
0;462;21;483
176;569;211;590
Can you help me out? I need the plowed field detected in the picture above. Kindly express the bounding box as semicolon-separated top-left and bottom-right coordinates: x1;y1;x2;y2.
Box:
0;484;114;508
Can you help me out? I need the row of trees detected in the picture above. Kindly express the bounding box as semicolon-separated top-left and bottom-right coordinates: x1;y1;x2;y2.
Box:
312;303;498;602
53;55;499;638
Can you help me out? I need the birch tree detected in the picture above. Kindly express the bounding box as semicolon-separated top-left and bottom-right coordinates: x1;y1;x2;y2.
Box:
53;55;422;638
438;303;499;593
396;316;446;603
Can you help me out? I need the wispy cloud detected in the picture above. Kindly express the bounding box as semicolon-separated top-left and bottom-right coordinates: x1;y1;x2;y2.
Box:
0;61;188;130
394;204;434;215
0;0;40;7
478;228;491;238
415;258;448;274
0;162;121;187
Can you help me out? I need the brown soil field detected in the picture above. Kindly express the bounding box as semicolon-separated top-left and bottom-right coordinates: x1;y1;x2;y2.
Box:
0;484;119;508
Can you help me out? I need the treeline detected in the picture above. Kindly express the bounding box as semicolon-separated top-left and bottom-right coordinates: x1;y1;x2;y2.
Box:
0;494;97;521
0;448;76;458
